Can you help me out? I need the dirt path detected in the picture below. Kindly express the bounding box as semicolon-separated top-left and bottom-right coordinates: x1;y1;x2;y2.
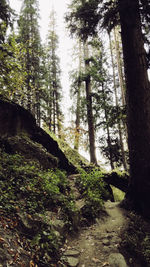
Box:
62;201;131;267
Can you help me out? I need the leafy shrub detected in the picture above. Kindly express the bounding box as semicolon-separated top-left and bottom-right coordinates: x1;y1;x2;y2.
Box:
76;168;109;220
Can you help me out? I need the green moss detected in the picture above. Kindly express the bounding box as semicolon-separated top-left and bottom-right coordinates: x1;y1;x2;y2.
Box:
44;127;89;169
111;186;125;202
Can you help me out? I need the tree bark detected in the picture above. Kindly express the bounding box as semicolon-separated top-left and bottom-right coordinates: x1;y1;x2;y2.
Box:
84;40;97;164
109;32;127;171
119;0;150;217
102;82;114;170
74;39;82;151
113;28;128;139
113;27;126;107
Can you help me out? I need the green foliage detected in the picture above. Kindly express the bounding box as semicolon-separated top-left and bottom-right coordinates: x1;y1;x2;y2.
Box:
65;0;100;40
0;149;76;219
76;168;109;220
0;147;79;263
0;0;12;44
0;33;26;97
31;225;63;264
17;0;43;122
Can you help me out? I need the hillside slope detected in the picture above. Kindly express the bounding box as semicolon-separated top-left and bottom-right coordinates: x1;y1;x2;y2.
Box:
0;97;111;266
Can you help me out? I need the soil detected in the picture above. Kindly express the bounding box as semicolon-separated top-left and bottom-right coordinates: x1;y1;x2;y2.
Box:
62;201;141;267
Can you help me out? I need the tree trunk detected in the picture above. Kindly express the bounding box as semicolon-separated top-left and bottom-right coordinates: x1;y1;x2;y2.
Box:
36;90;41;127
26;41;31;112
119;0;150;217
84;40;97;164
113;27;126;107
109;32;127;171
53;88;56;134
102;83;115;170
74;39;82;151
56;88;61;137
113;27;128;139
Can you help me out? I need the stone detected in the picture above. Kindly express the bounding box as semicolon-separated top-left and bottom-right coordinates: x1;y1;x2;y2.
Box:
64;256;79;267
105;233;114;239
64;249;80;257
108;253;128;267
102;239;110;246
103;246;110;253
75;199;85;209
112;237;122;244
52;219;65;235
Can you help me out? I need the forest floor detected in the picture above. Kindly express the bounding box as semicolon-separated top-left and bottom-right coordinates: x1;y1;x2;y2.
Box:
61;201;142;267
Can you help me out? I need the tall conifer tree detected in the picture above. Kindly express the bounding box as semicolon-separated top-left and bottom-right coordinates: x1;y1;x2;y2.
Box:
66;0;150;217
44;9;62;136
18;0;42;125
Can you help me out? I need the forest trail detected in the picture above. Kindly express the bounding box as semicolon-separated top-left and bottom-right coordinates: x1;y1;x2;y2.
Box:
61;201;133;267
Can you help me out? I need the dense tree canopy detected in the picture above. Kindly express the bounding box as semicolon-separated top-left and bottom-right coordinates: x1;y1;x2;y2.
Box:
0;0;12;43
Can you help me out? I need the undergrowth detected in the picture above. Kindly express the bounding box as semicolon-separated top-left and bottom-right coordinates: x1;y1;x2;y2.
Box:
76;168;110;220
0;150;75;215
121;212;150;266
0;134;116;264
0;149;77;264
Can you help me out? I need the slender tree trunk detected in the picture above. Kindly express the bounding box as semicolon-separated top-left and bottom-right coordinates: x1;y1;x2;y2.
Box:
84;40;97;164
26;41;31;111
113;27;128;139
74;87;81;151
36;90;41;127
49;86;53;131
53;88;56;134
113;27;126;106
106;124;114;170
109;32;127;171
119;0;150;217
102;83;114;170
48;96;52;131
74;39;82;151
56;88;61;137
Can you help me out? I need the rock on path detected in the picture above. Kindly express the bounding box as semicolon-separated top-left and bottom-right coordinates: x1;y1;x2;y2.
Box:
61;201;130;267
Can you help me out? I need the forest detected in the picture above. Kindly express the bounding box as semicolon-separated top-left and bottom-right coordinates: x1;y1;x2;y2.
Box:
0;0;150;266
